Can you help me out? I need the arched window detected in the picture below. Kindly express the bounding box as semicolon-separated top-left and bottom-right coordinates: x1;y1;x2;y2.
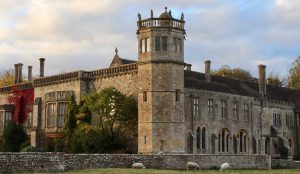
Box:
218;134;221;152
202;127;206;149
221;128;230;153
239;130;248;153
252;137;257;154
196;127;201;149
233;135;238;154
265;137;270;155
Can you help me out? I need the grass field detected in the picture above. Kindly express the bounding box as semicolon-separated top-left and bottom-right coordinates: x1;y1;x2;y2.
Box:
66;168;300;174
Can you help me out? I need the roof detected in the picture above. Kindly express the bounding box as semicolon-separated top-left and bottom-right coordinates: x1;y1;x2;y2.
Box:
184;70;293;102
109;54;137;68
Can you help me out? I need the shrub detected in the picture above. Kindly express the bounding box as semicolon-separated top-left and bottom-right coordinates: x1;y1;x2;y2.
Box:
3;122;27;152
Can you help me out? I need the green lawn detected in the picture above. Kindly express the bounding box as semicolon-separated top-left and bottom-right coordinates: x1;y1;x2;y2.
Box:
66;168;300;174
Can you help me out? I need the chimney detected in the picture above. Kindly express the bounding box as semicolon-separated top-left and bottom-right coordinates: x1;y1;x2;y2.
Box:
258;64;266;97
28;66;32;82
39;58;45;77
185;64;192;71
205;60;211;82
14;64;19;84
18;63;23;83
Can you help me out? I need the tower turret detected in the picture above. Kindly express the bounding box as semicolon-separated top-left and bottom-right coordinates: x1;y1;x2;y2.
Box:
137;8;186;154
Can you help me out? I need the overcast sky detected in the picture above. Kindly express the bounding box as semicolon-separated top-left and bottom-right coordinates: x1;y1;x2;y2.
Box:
0;0;299;78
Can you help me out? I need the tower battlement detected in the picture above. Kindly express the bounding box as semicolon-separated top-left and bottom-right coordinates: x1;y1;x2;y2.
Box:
137;7;185;33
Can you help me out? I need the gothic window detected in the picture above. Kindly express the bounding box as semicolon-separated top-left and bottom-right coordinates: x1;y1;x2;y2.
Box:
239;130;248;153
252;137;257;154
233;101;239;121
273;113;281;127
143;91;147;102
57;102;69;127
143;135;147;144
221;129;230;153
208;99;213;115
221;100;227;118
193;98;200;118
162;36;168;51
202;127;206;150
286;114;294;127
243;103;249;122
155;37;161;51
196;127;200;149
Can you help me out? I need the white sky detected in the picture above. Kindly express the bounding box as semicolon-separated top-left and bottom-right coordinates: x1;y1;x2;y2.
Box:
0;0;299;78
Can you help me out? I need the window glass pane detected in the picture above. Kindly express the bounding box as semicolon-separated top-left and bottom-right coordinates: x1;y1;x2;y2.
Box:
141;39;146;53
146;38;150;52
178;38;182;52
162;36;168;51
155;37;161;51
173;37;177;52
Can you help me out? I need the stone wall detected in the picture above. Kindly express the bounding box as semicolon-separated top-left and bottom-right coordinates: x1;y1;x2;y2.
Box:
0;153;271;172
272;159;300;169
0;152;65;173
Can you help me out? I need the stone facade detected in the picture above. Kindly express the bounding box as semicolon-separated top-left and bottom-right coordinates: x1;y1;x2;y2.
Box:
0;8;299;160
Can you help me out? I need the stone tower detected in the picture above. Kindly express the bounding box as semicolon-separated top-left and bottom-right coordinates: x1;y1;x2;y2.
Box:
137;7;186;154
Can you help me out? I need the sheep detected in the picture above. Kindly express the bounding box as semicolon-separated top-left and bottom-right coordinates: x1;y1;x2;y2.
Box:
220;163;230;172
186;161;200;171
132;162;145;169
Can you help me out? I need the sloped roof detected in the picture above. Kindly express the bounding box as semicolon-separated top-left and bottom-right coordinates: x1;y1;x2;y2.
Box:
184;70;293;102
109;54;137;68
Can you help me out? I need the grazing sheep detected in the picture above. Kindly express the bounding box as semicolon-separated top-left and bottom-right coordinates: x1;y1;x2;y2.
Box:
132;162;145;169
186;161;200;171
220;163;230;172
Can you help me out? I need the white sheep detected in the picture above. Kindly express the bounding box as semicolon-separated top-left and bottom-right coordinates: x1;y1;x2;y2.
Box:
132;162;145;169
220;163;230;172
186;161;200;171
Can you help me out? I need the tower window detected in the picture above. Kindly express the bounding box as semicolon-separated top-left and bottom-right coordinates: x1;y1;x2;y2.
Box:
155;37;161;51
175;89;180;102
141;38;150;53
143;91;147;102
162;36;168;51
173;37;182;53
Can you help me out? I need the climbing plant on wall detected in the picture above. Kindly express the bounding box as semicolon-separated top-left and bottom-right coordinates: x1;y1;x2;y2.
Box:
7;85;34;124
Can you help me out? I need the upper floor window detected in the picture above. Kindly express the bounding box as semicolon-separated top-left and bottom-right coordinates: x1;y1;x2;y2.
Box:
286;113;294;127
25;112;33;128
208;99;213;115
193;98;200;118
162;36;168;51
155;37;161;51
273;113;281;127
141;38;150;53
221;100;227;118
173;37;182;53
233;101;239;121
244;103;249;122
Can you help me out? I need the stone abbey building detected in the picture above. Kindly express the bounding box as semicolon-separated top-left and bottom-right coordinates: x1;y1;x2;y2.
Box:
0;8;300;159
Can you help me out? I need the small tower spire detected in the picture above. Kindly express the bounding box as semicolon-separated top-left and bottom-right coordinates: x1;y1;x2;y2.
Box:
115;47;118;55
151;9;153;18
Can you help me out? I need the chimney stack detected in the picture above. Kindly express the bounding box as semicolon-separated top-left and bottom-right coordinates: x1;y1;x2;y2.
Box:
14;64;19;84
39;58;45;77
258;64;266;97
185;64;192;71
205;60;211;82
28;66;32;82
18;63;23;83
